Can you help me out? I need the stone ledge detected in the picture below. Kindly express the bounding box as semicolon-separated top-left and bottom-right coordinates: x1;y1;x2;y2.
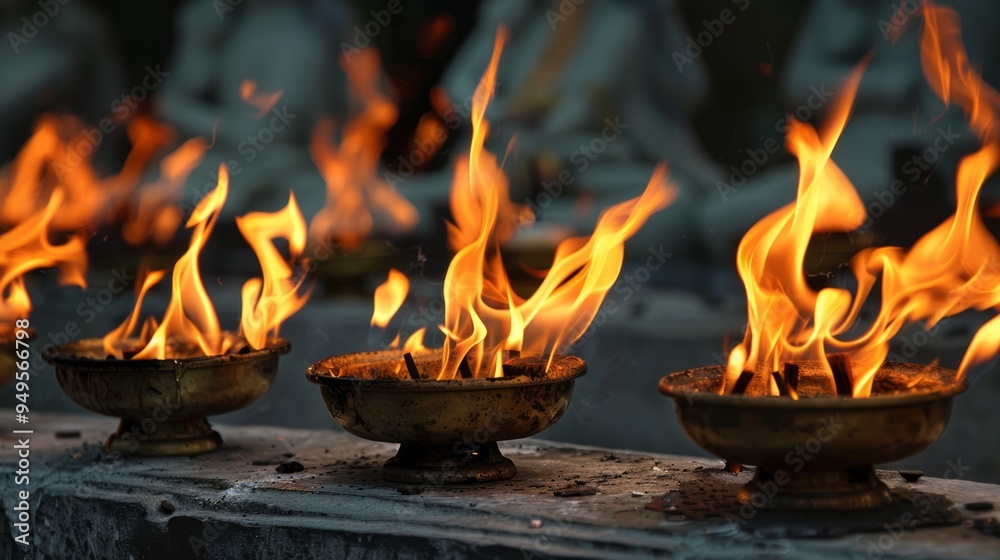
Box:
1;412;998;559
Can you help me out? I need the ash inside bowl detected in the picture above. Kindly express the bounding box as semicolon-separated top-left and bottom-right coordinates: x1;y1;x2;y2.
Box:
663;361;960;399
311;349;581;383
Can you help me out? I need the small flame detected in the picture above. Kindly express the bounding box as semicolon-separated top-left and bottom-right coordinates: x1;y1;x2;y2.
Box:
236;193;310;349
103;269;167;357
239;80;284;119
308;48;418;252
0;188;88;322
403;327;427;354
726;3;1000;396
371;268;409;328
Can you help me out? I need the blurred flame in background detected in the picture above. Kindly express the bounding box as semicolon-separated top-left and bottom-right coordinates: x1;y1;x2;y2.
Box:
309;48;418;252
0;189;88;322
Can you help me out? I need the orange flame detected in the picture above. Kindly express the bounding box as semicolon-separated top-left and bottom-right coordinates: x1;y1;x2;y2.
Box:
308;48;418;252
122;165;230;359
105;164;310;359
0;188;88;322
236;193;310;349
122;136;210;245
368;29;675;379
239;80;284;119
0;115;107;231
371;268;409;328
727;3;1000;395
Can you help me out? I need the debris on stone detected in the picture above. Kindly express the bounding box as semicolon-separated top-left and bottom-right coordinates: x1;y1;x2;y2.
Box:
158;500;175;515
554;486;597;497
275;461;304;474
529;519;543;529
965;502;995;512
632;491;646;497
396;485;423;495
600;453;619;462
971;517;998;537
899;470;924;482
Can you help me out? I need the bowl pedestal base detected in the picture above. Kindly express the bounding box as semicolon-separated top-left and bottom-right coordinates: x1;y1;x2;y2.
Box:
107;417;222;457
739;466;892;511
382;442;517;484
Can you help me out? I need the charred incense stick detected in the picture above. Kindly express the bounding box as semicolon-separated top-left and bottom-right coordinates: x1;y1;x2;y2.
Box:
784;362;800;391
771;370;790;396
827;353;854;397
403;353;420;380
458;357;474;379
731;370;754;395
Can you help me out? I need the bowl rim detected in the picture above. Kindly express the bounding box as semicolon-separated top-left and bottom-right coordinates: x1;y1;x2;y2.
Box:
42;336;290;371
659;361;967;409
306;349;587;392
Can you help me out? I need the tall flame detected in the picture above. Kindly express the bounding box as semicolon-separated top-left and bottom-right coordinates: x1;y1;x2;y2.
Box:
308;48;418;252
368;29;675;379
236;193;310;349
105;163;310;359
727;3;1000;396
126;165;230;359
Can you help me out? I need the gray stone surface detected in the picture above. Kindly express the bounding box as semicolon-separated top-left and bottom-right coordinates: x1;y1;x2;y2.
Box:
2;413;999;559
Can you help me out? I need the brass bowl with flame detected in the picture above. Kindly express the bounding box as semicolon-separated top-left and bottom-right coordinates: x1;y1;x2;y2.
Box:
44;336;289;457
659;362;966;511
306;349;587;484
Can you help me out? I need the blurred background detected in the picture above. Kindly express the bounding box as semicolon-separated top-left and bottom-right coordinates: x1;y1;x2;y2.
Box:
2;0;999;482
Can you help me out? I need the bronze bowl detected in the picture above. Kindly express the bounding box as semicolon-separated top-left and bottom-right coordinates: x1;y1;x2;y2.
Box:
44;336;289;457
659;361;966;511
306;349;587;484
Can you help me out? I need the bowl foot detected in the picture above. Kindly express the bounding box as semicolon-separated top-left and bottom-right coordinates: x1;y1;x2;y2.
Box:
382;442;517;484
106;418;223;457
739;466;892;511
